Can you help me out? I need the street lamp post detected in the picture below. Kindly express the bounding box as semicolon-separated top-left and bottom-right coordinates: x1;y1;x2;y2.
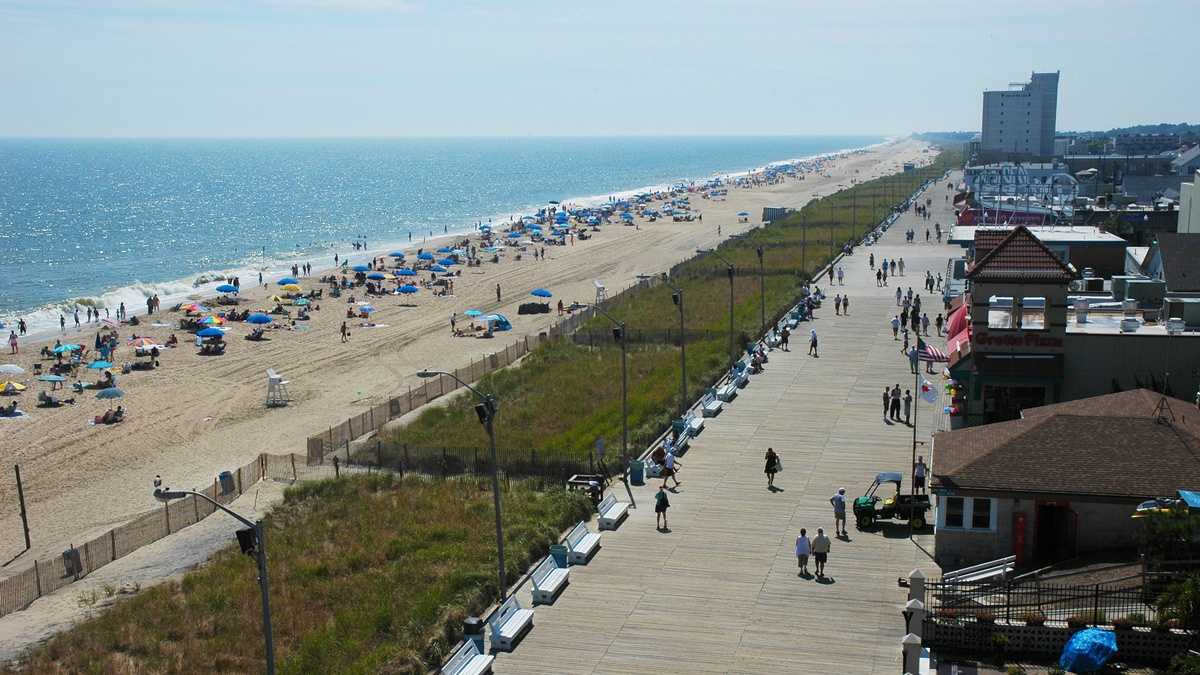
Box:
755;247;765;335
593;307;629;461
698;248;736;372
416;370;505;599
663;278;688;417
153;485;275;675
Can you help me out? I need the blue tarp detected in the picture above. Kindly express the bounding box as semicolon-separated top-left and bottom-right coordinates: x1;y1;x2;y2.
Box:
1059;628;1117;673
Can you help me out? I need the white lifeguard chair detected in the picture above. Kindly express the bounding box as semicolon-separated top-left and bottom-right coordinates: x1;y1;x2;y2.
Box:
266;368;290;408
594;279;607;305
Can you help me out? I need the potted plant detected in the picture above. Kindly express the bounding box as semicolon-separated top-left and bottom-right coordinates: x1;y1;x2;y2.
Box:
1111;616;1135;631
1066;614;1090;630
975;610;996;624
937;608;958;621
1019;611;1046;627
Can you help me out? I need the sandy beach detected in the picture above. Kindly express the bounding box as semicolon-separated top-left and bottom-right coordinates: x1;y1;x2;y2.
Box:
0;138;931;573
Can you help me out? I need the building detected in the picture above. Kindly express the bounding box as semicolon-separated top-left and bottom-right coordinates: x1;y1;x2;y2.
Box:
1114;133;1181;155
1053;137;1071;157
963;162;1078;205
1182;171;1200;233
947;225;1127;278
980;71;1060;160
931;389;1200;569
944;226;1200;428
1173;146;1200;176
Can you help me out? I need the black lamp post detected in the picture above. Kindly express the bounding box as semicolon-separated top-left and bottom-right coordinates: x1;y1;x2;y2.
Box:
698;248;736;371
755;247;765;334
592;307;628;462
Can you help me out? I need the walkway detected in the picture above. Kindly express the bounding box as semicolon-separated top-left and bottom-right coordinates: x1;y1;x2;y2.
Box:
494;173;963;674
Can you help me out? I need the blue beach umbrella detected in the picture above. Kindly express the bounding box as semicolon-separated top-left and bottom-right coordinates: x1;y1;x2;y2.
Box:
531;288;552;298
417;251;434;261
352;264;370;273
464;309;482;317
197;327;225;338
396;268;417;276
388;251;406;258
621;212;634;221
506;231;520;238
87;360;113;369
37;374;66;383
359;304;376;313
430;265;448;273
366;272;386;280
1059;628;1117;673
438;258;457;266
95;387;125;400
294;298;310;306
277;277;299;286
247;313;272;325
737;210;750;217
398;285;419;294
216;284;238;293
53;344;81;354
436;246;452;253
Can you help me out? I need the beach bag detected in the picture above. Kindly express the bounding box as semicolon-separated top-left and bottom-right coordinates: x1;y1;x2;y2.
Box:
776;458;783;473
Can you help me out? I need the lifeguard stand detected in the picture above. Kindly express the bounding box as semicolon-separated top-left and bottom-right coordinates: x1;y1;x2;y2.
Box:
594;279;607;305
266;368;290;408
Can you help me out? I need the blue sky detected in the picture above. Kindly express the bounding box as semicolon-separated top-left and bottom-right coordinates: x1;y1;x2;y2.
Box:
1;0;1196;138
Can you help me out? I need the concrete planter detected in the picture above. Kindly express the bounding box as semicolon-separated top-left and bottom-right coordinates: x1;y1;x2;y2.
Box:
925;618;1193;667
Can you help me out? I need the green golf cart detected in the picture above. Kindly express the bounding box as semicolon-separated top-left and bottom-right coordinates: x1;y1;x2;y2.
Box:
853;472;932;530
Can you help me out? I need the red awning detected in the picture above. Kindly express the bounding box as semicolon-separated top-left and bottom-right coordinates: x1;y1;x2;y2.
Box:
948;326;971;356
945;304;968;338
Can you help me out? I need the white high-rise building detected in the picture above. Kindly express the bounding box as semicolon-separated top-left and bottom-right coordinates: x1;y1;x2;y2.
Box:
1180;171;1200;234
980;71;1060;158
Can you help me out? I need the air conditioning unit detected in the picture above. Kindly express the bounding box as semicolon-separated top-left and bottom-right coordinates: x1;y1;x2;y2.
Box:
1167;318;1186;335
1120;318;1141;333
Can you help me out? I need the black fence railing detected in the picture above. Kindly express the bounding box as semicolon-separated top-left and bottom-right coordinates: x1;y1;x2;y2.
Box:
925;575;1166;626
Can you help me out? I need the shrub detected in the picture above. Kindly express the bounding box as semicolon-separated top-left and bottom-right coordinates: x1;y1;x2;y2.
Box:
1019;611;1046;626
1111;616;1135;630
1169;652;1200;675
1005;666;1026;675
975;610;996;623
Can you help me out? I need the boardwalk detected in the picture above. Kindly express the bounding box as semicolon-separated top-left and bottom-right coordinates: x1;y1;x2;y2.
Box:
494;174;962;674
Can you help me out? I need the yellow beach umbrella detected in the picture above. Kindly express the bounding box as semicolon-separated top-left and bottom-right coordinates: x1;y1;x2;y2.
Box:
268;295;286;303
281;284;302;293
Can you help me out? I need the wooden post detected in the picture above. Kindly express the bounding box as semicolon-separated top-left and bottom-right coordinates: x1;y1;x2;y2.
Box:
290;454;297;481
193;494;200;523
110;530;117;560
33;559;41;597
332;456;340;478
163;502;171;534
237;467;243;494
14;464;31;552
376;440;383;469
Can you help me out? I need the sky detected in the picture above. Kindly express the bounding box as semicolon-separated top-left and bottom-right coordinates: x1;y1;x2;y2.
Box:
1;0;1197;138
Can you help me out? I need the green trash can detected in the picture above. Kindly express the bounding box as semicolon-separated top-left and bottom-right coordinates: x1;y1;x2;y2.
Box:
549;544;568;567
629;460;645;486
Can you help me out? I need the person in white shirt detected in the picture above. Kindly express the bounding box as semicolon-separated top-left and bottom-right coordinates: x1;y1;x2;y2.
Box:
795;528;812;577
830;488;847;537
660;449;681;489
914;456;928;494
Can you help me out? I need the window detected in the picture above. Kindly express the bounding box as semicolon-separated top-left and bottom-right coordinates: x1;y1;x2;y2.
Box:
1020;297;1046;329
987;296;1016;329
972;498;993;529
945;497;965;528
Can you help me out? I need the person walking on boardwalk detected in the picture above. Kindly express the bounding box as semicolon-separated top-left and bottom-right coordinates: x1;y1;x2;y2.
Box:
830;488;847;537
889;259;896;277
883;387;891;420
890;384;902;421
869;253;875;270
903;389;914;426
876;268;882;287
655;485;671;531
841;295;849;315
764;447;781;489
796;528;812;577
812;528;832;578
891;315;900;340
834;294;841;316
836;265;844;285
899;258;905;276
780;326;790;351
895;286;902;307
935;313;944;336
808;328;818;358
921;313;930;336
908;345;918;374
660;448;681;489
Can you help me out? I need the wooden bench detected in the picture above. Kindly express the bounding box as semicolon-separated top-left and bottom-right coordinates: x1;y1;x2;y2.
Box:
487;596;533;652
529;555;569;605
442;639;494;675
682;412;704;436
597;494;629;531
700;389;723;417
731;364;749;388
716;379;738;402
565;521;600;565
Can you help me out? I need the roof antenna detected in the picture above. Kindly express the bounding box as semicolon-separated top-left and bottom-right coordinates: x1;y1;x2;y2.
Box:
1154;394;1176;426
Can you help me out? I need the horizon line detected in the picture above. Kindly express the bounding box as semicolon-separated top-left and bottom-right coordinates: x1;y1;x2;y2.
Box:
0;132;905;142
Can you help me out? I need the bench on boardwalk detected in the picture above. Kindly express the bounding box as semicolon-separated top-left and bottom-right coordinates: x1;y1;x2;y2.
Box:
644;458;663;478
681;411;704;436
700;388;723;417
597;494;629;531
731;363;750;388
565;521;600;565
716;379;738;402
442;639;494;675
530;555;569;605
487;596;533;652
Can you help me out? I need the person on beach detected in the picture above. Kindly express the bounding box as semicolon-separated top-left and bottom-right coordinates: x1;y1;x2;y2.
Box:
450;313;456;334
812;528;831;578
808;328;818;358
340;322;350;343
8;331;17;355
655;485;670;531
17;319;26;336
496;284;501;303
830;489;847;537
59;314;65;333
796;528;812;577
764;447;781;489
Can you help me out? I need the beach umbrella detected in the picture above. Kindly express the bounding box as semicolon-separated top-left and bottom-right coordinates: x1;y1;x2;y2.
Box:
417;251;434;261
438;258;457;266
95;387;124;400
276;277;299;286
398;285;419;294
197;327;225;338
531;288;552;298
352;264;370;273
430;264;448;273
0;364;25;375
621;212;634;220
53;344;81;354
1059;628;1117;673
201;316;226;326
247;313;272;325
280;283;302;293
436;246;452;253
215;284;238;293
294;298;310;307
100;318;119;329
396;268;417;276
1;382;26;395
506;231;520;238
464;309;482;317
737;210;750;217
388;251;406;258
87;360;113;369
366;272;386;280
37;374;66;383
359;304;376;313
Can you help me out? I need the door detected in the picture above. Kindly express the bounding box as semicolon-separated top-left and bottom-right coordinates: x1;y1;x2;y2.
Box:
1034;502;1077;564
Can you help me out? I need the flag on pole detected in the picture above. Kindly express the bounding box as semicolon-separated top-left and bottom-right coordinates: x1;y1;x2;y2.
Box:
920;378;938;403
917;338;948;363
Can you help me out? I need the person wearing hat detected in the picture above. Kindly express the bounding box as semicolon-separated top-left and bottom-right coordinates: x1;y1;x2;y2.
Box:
830;487;848;537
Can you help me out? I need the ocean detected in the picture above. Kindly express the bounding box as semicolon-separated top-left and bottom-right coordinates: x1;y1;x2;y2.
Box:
0;135;884;335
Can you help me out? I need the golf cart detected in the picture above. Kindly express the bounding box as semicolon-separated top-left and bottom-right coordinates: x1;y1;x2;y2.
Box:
853;472;932;530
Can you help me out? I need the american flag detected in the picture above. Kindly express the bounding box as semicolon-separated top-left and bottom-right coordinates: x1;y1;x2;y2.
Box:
917;339;948;363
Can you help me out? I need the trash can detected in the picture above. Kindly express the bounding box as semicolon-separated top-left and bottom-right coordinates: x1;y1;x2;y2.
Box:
549;544;568;567
629;460;645;486
218;471;235;495
462;616;485;651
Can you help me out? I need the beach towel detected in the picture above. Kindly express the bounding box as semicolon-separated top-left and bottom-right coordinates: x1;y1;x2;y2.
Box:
0;410;29;421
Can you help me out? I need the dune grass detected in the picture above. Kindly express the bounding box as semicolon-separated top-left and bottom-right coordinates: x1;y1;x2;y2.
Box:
11;474;591;675
382;151;961;460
